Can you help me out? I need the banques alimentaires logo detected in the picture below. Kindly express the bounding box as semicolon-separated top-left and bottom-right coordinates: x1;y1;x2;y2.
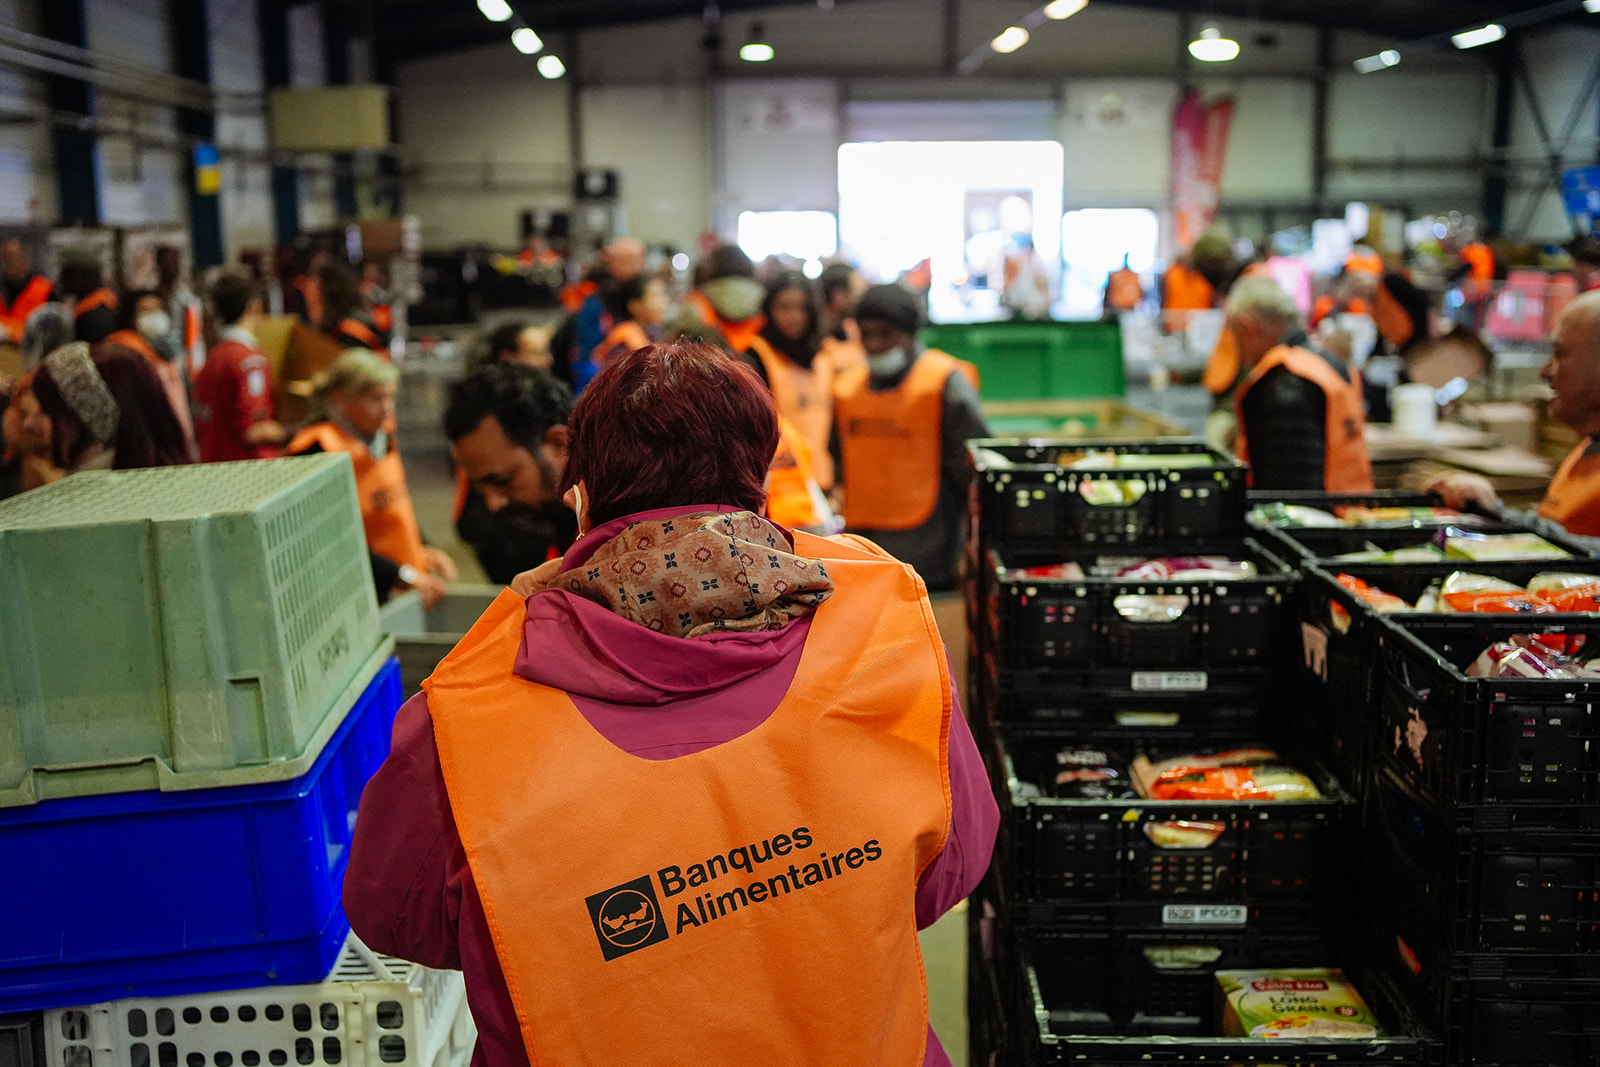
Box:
585;825;884;960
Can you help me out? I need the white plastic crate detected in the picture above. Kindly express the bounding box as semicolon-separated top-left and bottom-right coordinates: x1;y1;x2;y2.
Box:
0;455;384;806
42;936;473;1067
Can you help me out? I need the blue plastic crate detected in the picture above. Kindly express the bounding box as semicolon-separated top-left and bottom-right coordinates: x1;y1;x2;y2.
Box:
0;659;403;1013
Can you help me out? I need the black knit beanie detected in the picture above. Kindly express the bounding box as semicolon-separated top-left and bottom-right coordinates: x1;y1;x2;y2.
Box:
854;284;920;335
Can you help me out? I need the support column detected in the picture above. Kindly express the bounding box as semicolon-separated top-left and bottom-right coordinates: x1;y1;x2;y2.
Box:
40;0;98;226
322;0;358;220
1311;27;1330;215
1483;45;1514;236
170;0;223;268
258;0;299;244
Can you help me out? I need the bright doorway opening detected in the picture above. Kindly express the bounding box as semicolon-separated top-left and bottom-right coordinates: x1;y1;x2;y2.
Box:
736;210;839;270
1058;208;1161;318
837;140;1064;323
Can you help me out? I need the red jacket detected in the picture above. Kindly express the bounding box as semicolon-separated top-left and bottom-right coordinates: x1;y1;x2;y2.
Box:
345;505;998;1067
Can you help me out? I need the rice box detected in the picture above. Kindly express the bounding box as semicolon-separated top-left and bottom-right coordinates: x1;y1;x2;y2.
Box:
1216;968;1385;1039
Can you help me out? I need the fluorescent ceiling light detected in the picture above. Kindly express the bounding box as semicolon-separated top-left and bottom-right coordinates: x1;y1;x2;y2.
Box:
477;0;512;22
1451;23;1505;48
740;41;774;61
992;26;1030;53
1353;49;1401;73
537;53;565;78
510;27;542;54
1188;25;1239;62
1043;0;1088;19
1585;0;1600;12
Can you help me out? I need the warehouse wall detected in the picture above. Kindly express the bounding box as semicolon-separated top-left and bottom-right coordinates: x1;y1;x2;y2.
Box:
0;0;55;223
582;81;711;249
1502;24;1600;241
84;0;185;230
209;0;274;262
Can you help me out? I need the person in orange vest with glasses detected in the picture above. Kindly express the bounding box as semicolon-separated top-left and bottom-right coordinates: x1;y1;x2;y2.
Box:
344;340;998;1067
1430;292;1600;539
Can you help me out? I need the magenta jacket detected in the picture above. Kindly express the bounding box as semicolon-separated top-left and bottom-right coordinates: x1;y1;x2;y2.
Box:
343;506;1000;1067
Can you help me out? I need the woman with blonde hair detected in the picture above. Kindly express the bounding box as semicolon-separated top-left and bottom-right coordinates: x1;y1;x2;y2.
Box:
286;348;457;606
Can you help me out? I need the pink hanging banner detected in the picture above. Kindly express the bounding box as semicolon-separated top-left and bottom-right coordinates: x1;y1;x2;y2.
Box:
1172;89;1235;250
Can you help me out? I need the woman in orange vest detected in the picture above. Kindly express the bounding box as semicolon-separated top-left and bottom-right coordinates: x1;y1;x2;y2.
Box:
105;290;199;461
344;339;997;1067
749;271;836;491
286;349;457;607
833;284;985;591
1161;255;1214;332
590;273;668;370
318;262;390;355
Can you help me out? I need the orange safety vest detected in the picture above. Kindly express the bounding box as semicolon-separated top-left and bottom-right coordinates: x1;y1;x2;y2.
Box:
560;279;598;313
107;329;198;460
1372;280;1415;352
0;274;52;339
425;533;951;1065
1162;263;1214;331
1201;326;1240;396
820;327;865;379
76;287;118;317
286;420;429;571
766;416;827;531
687;290;765;356
1234;344;1374;492
1310;294;1373;329
834;349;973;531
591;319;652;369
751;335;836;491
338;318;384;353
1461;242;1495;299
1539;439;1600;537
1105;268;1142;311
1345;252;1384;275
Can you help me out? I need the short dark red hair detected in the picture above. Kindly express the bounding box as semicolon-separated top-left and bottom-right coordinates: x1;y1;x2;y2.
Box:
563;341;778;525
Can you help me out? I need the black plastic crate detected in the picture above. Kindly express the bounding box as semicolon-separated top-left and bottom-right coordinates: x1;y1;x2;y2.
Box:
1368;613;1600;814
993;731;1349;914
1443;982;1600;1066
984;664;1270;737
1014;932;1436;1063
969;438;1247;552
1262;521;1585;565
981;540;1296;699
1294;559;1600;780
0;1015;42;1067
1366;761;1600;969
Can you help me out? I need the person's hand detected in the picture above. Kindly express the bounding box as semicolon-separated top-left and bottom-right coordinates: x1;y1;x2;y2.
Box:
406;570;449;610
1424;469;1500;512
510;557;563;598
423;546;459;582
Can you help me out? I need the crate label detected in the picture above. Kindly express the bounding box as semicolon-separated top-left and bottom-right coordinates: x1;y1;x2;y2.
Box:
1301;623;1329;681
1162;904;1247;925
1131;671;1207;692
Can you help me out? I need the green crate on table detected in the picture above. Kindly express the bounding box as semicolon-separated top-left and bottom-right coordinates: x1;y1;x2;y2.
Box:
920;320;1125;401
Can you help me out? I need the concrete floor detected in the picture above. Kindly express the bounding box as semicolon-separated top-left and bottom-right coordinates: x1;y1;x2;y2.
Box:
401;444;974;1064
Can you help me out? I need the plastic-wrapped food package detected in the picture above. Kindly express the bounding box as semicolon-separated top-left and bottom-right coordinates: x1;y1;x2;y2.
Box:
1437;527;1572;561
1528;572;1600;613
1333;505;1468;527
1247;503;1343;528
1436;571;1550;614
1331;543;1448;563
1131;748;1321;801
1466;633;1599;678
1333;573;1413;612
1115;557;1258;580
1049;744;1135;799
1009;561;1088;580
1217;969;1386;1039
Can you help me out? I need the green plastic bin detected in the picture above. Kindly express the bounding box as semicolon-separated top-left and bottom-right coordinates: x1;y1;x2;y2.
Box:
919;320;1126;401
0;454;385;806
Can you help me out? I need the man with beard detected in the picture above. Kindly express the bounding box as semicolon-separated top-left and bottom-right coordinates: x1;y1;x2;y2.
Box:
445;362;577;584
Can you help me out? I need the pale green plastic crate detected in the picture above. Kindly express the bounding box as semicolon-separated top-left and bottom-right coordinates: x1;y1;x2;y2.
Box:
0;454;385;807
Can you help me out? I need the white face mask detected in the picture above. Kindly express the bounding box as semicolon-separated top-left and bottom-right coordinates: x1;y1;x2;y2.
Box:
866;345;909;378
137;309;172;341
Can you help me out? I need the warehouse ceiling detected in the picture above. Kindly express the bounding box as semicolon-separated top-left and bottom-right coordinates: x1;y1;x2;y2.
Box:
349;0;1597;69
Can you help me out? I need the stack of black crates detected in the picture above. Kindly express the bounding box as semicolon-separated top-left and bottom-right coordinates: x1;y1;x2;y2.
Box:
963;441;1436;1066
1268;503;1600;1066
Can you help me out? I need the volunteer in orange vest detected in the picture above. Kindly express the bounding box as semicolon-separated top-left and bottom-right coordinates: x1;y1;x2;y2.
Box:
831;284;987;591
750;271;836;491
1429;292;1600;538
0;238;53;343
1102;255;1143;318
1226;275;1374;492
673;243;766;358
818;262;866;376
590;273;667;370
105;290;198;461
286;349;457;606
319;262;389;355
1161;253;1214;332
56;249;118;346
345;340;998;1067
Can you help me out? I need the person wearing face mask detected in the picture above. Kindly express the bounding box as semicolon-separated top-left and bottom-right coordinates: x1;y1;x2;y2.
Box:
106;290;198;461
286;349;458;608
831;284;986;592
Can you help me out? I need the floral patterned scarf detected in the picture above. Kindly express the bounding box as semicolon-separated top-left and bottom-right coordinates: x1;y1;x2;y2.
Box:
550;510;834;638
